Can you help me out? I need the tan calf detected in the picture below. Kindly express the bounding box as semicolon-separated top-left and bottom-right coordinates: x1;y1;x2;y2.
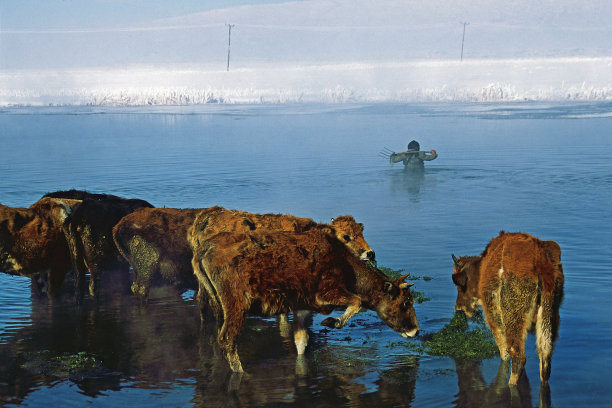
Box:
451;231;564;385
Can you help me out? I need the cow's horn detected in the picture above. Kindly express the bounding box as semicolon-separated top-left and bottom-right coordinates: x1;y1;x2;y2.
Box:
398;272;411;282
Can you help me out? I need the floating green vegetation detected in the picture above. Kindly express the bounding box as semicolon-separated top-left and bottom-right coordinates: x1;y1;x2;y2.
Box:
385;310;498;360
422;310;499;360
21;350;108;381
379;266;431;304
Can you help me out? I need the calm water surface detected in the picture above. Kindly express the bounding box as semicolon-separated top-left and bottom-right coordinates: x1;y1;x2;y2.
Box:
1;102;611;407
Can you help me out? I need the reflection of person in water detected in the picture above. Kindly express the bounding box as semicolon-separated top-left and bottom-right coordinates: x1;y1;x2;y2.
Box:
389;140;438;170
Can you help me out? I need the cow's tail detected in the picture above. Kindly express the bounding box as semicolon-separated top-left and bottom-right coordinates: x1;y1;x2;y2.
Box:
536;275;564;384
112;223;129;263
192;243;223;324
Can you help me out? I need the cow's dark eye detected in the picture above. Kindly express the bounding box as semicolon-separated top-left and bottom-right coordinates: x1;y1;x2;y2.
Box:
402;300;412;309
343;234;351;242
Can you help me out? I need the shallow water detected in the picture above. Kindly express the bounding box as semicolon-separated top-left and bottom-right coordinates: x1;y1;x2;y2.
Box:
1;102;611;407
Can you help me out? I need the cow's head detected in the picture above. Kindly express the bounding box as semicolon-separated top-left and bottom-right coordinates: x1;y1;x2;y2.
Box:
330;216;375;264
376;273;420;338
0;204;30;273
451;254;482;317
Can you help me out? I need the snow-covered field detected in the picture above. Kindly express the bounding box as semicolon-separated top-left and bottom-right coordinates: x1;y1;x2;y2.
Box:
2;0;611;105
2;58;611;105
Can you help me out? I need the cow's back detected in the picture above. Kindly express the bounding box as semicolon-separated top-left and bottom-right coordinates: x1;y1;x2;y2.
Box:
189;207;317;249
479;232;561;291
201;229;342;314
113;207;204;288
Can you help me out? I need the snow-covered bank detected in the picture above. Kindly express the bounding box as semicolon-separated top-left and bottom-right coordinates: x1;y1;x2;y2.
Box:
2;58;611;106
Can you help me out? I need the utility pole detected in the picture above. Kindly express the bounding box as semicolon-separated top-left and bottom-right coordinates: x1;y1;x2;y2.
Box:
226;23;235;72
460;22;469;62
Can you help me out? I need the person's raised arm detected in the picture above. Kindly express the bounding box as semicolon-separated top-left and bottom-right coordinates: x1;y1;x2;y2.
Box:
421;150;438;161
389;152;406;163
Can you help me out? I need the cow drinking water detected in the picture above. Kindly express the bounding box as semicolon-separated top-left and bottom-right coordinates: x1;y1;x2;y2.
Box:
192;228;419;372
0;198;81;297
451;231;564;385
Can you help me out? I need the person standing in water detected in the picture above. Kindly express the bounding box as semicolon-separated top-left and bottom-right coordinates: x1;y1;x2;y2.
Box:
389;140;438;170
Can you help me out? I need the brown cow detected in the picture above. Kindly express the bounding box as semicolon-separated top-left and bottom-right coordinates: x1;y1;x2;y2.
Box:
43;190;153;300
0;197;80;296
451;231;564;385
188;206;377;351
189;206;375;263
114;205;375;304
192;229;419;372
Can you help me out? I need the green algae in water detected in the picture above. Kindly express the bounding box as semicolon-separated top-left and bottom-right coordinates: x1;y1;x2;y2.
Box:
422;310;499;360
386;310;499;360
20;350;109;381
378;266;431;304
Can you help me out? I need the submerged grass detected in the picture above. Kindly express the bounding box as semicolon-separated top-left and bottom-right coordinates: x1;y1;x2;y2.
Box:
20;350;113;381
422;310;499;360
379;266;496;360
386;310;498;360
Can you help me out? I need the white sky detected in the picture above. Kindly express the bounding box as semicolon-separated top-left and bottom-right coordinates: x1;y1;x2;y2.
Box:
0;0;297;30
2;0;612;70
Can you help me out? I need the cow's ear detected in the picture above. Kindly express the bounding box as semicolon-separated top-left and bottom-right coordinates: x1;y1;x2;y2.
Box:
383;281;399;298
398;282;414;289
321;225;334;236
452;270;468;289
452;254;463;267
242;217;256;231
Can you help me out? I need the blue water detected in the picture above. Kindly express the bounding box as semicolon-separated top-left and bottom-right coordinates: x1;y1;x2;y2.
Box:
1;102;611;407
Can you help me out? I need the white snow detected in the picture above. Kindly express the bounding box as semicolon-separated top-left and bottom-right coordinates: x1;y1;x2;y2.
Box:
1;0;612;106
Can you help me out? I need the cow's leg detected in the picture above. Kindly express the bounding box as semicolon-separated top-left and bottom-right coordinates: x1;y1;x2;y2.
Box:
47;267;66;298
482;290;509;360
293;310;310;355
64;232;87;302
214;286;248;372
536;296;556;384
31;273;48;297
319;292;362;329
217;312;246;373
502;275;537;385
507;339;526;385
127;236;159;303
278;313;291;339
87;263;101;299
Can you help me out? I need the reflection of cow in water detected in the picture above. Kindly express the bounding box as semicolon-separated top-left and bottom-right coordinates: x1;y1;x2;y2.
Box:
451;231;564;385
0;198;81;297
43;190;153;300
453;359;549;408
192;228;419;372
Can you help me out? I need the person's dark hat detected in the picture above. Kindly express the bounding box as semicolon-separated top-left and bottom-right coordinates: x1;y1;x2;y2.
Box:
407;140;420;151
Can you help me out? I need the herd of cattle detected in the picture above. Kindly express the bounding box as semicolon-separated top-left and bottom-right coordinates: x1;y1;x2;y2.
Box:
0;190;564;385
